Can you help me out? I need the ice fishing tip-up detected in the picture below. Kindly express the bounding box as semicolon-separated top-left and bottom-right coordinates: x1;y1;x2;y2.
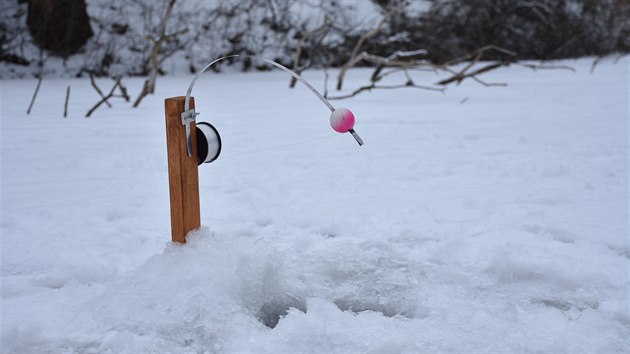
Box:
164;55;363;243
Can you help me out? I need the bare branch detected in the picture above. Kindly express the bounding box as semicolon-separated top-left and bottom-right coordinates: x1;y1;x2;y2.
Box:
89;73;112;108
327;82;444;100
290;16;330;88
371;65;438;83
354;49;432;82
436;62;508;86
470;76;507;87
118;80;130;102
433;46;518;87
327;44;543;100
27;51;45;115
133;0;177;108
86;76;126;117
64;85;70;118
26;76;42;115
323;65;329;98
336;0;409;90
517;62;575;72
442;45;516;66
590;57;604;74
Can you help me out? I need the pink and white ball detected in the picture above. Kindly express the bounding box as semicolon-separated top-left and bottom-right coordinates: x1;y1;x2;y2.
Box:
330;108;355;133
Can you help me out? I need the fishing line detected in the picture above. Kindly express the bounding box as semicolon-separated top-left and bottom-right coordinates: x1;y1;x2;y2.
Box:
218;134;340;161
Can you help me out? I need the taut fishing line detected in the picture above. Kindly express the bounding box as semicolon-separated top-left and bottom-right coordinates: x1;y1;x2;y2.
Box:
218;134;341;161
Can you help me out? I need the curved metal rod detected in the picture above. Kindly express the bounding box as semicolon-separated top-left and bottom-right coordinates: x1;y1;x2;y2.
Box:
184;54;238;113
184;54;335;113
256;57;335;112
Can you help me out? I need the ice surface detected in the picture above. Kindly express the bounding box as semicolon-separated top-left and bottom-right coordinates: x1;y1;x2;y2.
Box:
1;59;629;352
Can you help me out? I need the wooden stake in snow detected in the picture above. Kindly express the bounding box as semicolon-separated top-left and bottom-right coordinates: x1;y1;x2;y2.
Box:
164;96;200;243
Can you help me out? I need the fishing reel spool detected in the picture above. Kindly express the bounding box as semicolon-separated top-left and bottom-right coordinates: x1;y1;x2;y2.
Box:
196;122;222;165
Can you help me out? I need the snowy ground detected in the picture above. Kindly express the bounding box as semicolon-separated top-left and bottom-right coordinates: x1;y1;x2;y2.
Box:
1;59;629;353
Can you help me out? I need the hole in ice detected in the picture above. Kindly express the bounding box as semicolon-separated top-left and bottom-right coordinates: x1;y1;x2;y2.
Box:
333;298;415;318
256;296;417;328
256;297;306;329
538;298;574;311
533;298;599;321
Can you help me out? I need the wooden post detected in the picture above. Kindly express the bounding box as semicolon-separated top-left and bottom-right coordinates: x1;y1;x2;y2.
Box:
164;96;200;243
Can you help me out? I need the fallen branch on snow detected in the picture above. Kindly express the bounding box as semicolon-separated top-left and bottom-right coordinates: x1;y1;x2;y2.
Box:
85;76;130;118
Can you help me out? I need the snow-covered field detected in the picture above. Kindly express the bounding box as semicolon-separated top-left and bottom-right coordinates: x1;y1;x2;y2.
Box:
1;59;628;352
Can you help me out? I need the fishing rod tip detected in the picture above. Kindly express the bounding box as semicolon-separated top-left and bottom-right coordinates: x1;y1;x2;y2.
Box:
348;129;364;146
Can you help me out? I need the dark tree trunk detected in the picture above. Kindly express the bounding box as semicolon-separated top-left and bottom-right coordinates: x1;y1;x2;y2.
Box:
27;0;93;58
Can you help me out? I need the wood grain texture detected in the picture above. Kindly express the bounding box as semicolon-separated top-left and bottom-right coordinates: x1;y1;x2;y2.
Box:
164;96;200;243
